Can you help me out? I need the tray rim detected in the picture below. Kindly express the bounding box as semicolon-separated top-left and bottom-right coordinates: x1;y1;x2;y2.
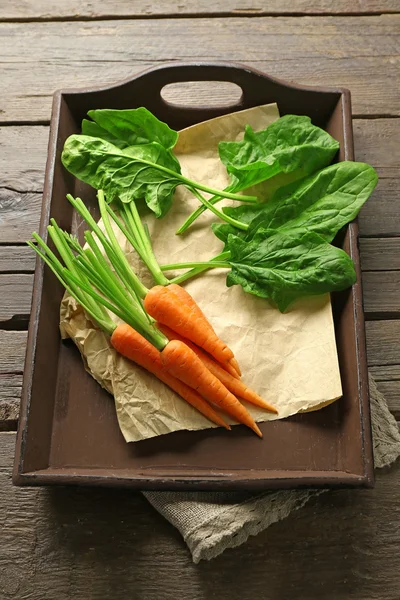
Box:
13;61;374;491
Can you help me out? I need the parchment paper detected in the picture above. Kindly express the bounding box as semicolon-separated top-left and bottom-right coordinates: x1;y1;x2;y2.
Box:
60;103;343;442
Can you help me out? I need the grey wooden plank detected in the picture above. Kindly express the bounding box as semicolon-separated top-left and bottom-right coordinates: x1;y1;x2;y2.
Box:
0;331;27;373
0;0;398;20
0;275;33;321
360;239;400;271
366;320;400;366
0;16;399;122
370;365;400;419
0;189;43;243
0;336;26;429
0;246;36;272
0;128;48;192
370;364;400;381
0;374;20;428
1;432;400;599
353;118;399;179
359;178;400;237
362;271;400;316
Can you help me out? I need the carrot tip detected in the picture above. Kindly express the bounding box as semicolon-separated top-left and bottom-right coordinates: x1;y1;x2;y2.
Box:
259;402;279;414
253;423;263;438
224;360;241;379
229;357;242;377
215;416;231;431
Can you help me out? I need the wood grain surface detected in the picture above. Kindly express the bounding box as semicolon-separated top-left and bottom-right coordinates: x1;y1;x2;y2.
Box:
1;432;400;599
1;0;398;20
363;272;400;316
0;332;27;373
0;16;399;122
360;239;400;271
0;275;33;322
0;247;36;272
0;190;43;242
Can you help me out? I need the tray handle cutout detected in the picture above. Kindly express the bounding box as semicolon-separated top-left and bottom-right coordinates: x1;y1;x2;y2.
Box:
160;80;243;109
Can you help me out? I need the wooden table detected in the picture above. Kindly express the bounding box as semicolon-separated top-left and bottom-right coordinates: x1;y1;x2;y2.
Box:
1;2;399;597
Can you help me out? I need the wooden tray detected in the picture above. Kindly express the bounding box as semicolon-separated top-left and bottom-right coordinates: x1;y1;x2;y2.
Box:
13;62;374;491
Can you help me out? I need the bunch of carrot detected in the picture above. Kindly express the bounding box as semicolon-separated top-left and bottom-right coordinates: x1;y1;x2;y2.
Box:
28;191;277;437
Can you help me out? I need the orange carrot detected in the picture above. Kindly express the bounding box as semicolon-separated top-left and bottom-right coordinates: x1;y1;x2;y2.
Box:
228;357;242;378
160;339;263;438
168;283;214;332
167;283;242;378
158;324;278;414
110;323;230;430
145;285;237;372
157;310;239;379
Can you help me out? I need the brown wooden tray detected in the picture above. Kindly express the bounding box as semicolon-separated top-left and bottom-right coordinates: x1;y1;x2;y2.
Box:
13;62;374;491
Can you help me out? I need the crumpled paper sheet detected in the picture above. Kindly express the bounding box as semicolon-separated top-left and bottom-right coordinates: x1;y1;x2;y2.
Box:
60;103;343;442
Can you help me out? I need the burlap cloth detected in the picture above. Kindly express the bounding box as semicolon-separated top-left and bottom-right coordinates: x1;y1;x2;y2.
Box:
143;375;400;563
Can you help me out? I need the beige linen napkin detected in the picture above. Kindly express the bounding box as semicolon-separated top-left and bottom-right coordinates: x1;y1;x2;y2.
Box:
143;375;400;563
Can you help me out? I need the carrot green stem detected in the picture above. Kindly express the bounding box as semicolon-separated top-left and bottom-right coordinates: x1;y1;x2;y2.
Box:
105;203;143;256
128;202;169;284
28;238;116;336
97;190;149;300
66;194;114;254
66;193;147;300
107;200;169;286
119;202;147;256
75;251;121;301
62;268;167;348
127;202;148;250
62;269;131;328
82;231;146;320
45;224;111;325
29;199;169;350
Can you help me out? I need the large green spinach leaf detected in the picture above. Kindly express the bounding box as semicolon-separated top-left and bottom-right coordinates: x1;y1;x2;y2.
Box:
85;108;178;149
215;161;378;244
218;114;340;192
226;229;357;312
61;135;182;217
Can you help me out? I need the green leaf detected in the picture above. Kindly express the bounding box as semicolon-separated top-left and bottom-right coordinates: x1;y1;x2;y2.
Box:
87;108;178;149
226;228;357;312
61;135;182;217
218;115;340;192
223;161;378;243
81;119;128;149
